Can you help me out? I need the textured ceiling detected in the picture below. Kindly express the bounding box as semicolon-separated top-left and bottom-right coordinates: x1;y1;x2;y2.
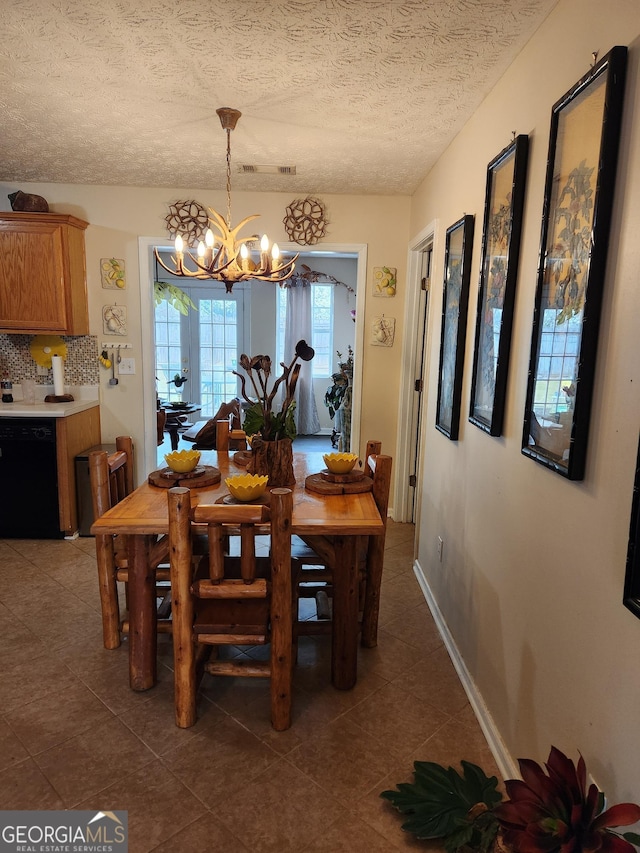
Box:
0;0;557;196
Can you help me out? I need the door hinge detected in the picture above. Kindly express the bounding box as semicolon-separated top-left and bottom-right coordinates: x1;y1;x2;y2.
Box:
414;378;423;393
409;474;417;487
421;276;430;292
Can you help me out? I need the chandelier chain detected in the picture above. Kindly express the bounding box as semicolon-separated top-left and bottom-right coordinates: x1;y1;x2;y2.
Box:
225;128;232;229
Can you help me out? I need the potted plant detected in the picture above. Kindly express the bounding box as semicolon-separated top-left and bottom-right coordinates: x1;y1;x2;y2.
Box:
324;346;353;450
381;747;640;853
493;746;640;853
233;339;314;485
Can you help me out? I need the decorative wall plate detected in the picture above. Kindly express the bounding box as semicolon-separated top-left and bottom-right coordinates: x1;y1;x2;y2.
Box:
102;305;127;336
101;258;126;289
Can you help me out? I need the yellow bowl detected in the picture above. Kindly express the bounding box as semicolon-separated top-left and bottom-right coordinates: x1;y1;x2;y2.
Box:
323;452;359;474
164;449;201;473
225;473;269;502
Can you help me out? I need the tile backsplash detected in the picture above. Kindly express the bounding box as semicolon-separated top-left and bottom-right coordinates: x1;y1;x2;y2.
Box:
0;334;99;384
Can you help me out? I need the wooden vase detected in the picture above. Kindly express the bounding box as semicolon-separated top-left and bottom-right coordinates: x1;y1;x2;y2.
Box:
248;436;295;487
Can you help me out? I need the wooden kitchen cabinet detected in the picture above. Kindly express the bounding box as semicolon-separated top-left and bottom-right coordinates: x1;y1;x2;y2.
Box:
0;212;89;334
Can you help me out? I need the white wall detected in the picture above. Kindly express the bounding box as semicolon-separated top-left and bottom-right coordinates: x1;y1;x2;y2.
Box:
411;0;640;800
0;185;409;487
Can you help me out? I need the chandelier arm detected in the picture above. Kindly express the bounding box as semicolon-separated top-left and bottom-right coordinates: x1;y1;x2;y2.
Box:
154;249;184;276
188;245;236;275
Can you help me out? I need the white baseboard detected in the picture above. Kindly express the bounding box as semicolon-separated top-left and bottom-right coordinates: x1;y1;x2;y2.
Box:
413;558;518;781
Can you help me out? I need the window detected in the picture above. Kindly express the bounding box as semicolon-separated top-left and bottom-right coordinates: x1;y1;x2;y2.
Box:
277;284;334;377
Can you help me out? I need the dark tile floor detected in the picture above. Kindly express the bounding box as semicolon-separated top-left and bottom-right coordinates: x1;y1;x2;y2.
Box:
0;521;499;852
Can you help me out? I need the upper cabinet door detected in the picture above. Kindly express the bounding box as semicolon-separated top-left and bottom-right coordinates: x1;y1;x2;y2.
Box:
0;213;89;335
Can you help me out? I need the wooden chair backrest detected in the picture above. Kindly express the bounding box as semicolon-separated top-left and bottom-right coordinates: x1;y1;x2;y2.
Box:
89;435;134;518
168;486;294;729
362;439;391;523
361;444;392;648
157;409;167;445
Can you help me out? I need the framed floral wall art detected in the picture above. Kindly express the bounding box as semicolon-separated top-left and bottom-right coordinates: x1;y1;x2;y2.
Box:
522;46;627;479
469;135;528;436
436;215;475;440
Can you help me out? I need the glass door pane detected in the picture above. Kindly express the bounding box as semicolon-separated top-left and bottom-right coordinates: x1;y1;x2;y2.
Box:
154;283;248;417
194;290;245;417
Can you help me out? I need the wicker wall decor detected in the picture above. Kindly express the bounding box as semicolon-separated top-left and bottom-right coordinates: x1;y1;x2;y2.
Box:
283;196;328;245
164;200;209;245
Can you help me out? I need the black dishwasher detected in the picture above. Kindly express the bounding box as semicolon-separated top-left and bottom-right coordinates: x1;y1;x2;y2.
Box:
0;418;63;538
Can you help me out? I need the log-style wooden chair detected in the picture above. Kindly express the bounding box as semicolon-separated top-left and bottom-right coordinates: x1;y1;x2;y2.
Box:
293;440;392;648
167;486;294;730
90;437;171;649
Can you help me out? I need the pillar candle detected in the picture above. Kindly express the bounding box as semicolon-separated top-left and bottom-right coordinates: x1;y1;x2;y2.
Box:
52;355;65;396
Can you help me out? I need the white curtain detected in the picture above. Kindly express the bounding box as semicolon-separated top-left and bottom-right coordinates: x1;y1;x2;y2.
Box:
284;282;321;435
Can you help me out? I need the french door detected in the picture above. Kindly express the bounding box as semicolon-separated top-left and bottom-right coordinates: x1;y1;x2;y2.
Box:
155;284;249;417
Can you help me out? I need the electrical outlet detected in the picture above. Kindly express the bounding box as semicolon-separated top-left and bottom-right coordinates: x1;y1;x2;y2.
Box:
118;357;135;375
437;536;444;562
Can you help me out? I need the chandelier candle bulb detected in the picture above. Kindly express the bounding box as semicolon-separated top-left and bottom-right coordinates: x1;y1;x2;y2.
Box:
260;234;270;270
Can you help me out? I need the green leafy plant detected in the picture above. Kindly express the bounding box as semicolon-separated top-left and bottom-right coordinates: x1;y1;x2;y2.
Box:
233;340;315;441
324;346;353;419
381;760;503;852
153;281;197;315
382;748;640;853
493;746;640;853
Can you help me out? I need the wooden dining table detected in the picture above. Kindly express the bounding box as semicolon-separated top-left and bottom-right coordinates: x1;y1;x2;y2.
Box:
91;448;384;692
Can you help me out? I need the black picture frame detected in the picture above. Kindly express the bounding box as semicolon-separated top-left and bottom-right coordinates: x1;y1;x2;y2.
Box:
436;215;475;440
469;135;529;436
522;46;627;479
623;434;640;620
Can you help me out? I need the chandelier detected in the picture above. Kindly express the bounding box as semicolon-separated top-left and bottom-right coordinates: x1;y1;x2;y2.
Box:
155;107;297;293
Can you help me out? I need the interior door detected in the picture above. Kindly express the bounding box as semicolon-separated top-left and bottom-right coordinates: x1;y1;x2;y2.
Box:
407;246;432;522
155;283;248;417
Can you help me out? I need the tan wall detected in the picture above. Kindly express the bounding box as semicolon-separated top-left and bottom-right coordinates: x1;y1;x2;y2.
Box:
410;0;640;800
0;184;410;487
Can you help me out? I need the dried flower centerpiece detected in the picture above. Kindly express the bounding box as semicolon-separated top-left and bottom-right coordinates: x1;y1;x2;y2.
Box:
233;340;315;485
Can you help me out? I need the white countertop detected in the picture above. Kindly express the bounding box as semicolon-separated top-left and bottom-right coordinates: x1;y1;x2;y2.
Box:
0;386;99;418
0;399;99;418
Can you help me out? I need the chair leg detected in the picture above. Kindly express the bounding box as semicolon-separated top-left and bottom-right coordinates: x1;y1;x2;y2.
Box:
269;488;293;731
168;488;197;728
95;535;121;649
361;535;385;648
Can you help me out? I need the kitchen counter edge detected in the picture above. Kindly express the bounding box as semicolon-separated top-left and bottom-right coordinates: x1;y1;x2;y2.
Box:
0;400;100;418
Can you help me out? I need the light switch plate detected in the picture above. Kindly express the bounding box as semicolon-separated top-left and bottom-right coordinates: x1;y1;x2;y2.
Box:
119;357;135;375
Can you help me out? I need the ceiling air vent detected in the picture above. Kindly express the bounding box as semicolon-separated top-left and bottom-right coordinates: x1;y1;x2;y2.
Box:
238;164;297;175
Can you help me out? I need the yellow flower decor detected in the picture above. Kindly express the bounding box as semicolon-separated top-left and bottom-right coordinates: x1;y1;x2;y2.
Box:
29;335;67;369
